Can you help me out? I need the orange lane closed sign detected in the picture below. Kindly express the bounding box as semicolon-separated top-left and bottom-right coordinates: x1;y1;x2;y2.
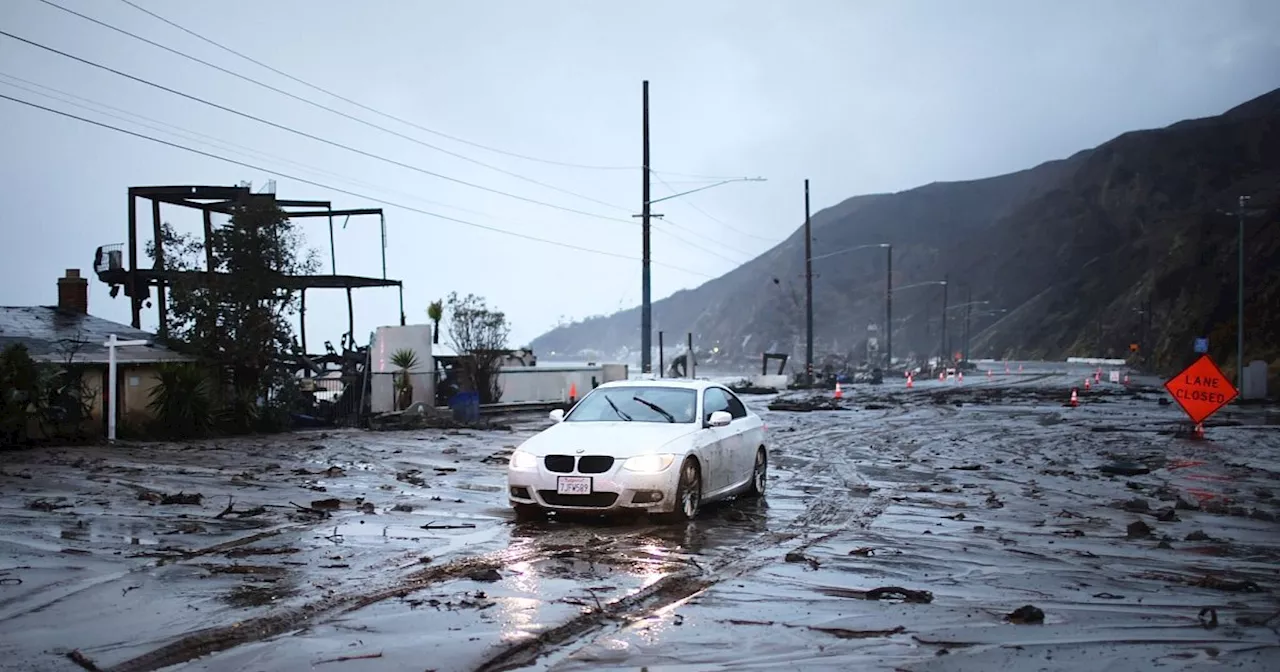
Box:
1164;354;1238;425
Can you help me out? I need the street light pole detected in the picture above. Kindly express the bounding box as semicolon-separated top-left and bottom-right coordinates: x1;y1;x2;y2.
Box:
941;274;949;365
1237;194;1248;386
885;245;893;370
964;286;972;363
807;242;892;370
804;179;814;385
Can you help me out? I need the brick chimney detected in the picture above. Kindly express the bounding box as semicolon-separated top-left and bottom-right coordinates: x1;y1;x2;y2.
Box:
57;269;88;314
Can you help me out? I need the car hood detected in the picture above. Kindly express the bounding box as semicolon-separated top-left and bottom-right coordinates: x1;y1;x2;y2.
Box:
517;421;699;458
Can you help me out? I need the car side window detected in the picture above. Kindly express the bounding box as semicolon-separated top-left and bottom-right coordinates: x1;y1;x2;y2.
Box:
723;389;748;419
703;388;730;422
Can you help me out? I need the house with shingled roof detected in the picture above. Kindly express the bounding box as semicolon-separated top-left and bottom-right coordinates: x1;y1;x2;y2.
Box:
0;269;195;435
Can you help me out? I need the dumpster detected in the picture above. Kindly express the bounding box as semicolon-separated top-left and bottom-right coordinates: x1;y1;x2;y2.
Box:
449;391;480;423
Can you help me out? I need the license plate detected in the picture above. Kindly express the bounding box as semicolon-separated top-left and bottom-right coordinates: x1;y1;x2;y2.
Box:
556;476;592;495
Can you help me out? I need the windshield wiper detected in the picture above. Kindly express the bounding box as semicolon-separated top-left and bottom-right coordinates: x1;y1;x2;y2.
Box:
604;395;632;421
632;396;675;423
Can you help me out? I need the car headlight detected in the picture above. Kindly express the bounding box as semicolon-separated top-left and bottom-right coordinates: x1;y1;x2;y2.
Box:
622;453;676;473
509;450;538;470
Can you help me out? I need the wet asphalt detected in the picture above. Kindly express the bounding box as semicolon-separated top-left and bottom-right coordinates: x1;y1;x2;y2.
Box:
1;363;1278;671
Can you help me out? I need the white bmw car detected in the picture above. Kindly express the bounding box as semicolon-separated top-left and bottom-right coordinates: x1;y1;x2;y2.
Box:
507;379;767;522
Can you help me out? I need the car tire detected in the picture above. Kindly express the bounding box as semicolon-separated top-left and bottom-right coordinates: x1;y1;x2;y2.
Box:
513;503;546;522
657;458;702;523
745;447;767;497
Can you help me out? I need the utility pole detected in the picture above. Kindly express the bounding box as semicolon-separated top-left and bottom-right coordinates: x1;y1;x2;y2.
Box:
885;245;893;370
940;274;949;366
1236;194;1248;386
963;286;972;363
804;179;814;385
640;80;652;375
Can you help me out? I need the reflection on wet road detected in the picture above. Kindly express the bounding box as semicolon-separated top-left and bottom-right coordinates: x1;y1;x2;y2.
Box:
1;364;1278;671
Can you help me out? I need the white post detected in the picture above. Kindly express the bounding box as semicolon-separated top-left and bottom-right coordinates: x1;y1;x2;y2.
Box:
103;333;150;442
107;334;117;442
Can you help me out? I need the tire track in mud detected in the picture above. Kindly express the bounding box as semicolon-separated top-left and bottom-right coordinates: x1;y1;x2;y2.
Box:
0;523;312;626
477;378;1131;671
472;416;894;672
102;407;901;672
96;525;667;672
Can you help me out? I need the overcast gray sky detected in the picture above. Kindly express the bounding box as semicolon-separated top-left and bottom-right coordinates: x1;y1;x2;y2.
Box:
2;0;1278;347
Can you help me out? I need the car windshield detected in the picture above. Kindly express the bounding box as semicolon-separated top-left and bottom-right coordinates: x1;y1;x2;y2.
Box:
565;386;697;424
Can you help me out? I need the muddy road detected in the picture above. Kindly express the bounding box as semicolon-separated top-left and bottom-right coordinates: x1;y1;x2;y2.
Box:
2;365;1278;671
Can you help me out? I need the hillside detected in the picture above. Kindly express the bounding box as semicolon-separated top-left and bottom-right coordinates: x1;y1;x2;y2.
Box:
532;88;1280;379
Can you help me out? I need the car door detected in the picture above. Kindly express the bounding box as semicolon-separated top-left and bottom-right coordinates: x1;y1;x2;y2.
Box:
721;388;757;484
699;387;737;494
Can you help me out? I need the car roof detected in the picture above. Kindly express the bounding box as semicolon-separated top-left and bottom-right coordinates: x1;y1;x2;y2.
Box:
594;378;724;391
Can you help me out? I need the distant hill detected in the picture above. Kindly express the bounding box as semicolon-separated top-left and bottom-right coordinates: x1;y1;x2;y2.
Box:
532;88;1280;380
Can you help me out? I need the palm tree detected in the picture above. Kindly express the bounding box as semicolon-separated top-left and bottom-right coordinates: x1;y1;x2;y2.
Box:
427;300;444;345
391;348;420;410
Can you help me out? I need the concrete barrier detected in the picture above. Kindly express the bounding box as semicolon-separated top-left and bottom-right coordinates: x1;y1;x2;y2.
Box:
495;364;629;404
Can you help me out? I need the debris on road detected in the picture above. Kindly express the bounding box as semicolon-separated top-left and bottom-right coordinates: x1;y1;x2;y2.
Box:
1006;605;1045;624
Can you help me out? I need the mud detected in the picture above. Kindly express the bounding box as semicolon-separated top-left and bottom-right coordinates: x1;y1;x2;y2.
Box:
1;364;1278;671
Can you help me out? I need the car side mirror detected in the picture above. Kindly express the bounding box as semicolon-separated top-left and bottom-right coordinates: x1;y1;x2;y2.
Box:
549;408;565;423
708;411;732;427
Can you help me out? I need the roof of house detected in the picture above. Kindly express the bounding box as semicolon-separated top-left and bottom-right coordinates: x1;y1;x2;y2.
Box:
0;306;195;365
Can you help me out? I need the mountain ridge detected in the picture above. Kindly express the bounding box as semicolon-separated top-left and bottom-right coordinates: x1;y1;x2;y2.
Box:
533;88;1280;379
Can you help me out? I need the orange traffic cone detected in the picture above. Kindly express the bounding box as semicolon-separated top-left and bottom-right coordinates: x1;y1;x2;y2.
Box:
569;382;577;404
957;371;964;383
1070;389;1079;407
1084;378;1091;391
834;382;843;399
906;373;914;389
1094;371;1101;383
1123;373;1130;386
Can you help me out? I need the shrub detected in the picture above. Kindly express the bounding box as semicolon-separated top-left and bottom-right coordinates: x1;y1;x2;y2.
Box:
147;364;215;439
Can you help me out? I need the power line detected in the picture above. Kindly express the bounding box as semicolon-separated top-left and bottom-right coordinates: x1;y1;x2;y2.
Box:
114;0;639;173
660;216;758;261
653;223;748;267
0;91;714;278
0;71;496;222
37;0;635;215
3;68;753;284
652;172;779;244
0;28;639;227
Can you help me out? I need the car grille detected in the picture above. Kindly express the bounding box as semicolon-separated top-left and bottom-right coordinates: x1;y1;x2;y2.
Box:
537;491;619;508
577;456;615;473
544;455;575;473
543;455;615;474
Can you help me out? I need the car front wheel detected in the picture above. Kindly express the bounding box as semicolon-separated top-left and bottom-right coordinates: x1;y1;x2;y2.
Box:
658;458;702;523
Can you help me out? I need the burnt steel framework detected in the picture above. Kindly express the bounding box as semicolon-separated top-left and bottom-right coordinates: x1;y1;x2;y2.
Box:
93;185;405;357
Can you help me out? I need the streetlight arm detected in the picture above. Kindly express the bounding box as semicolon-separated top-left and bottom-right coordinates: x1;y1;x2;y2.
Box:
947;300;991;311
890;280;947;293
648;176;766;205
809;243;890;262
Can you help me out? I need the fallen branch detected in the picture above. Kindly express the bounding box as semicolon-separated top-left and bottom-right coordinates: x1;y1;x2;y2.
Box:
66;650;102;672
316;652;383;665
289;501;332;518
214;495;236;519
809;624;906;639
420;522;477;530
